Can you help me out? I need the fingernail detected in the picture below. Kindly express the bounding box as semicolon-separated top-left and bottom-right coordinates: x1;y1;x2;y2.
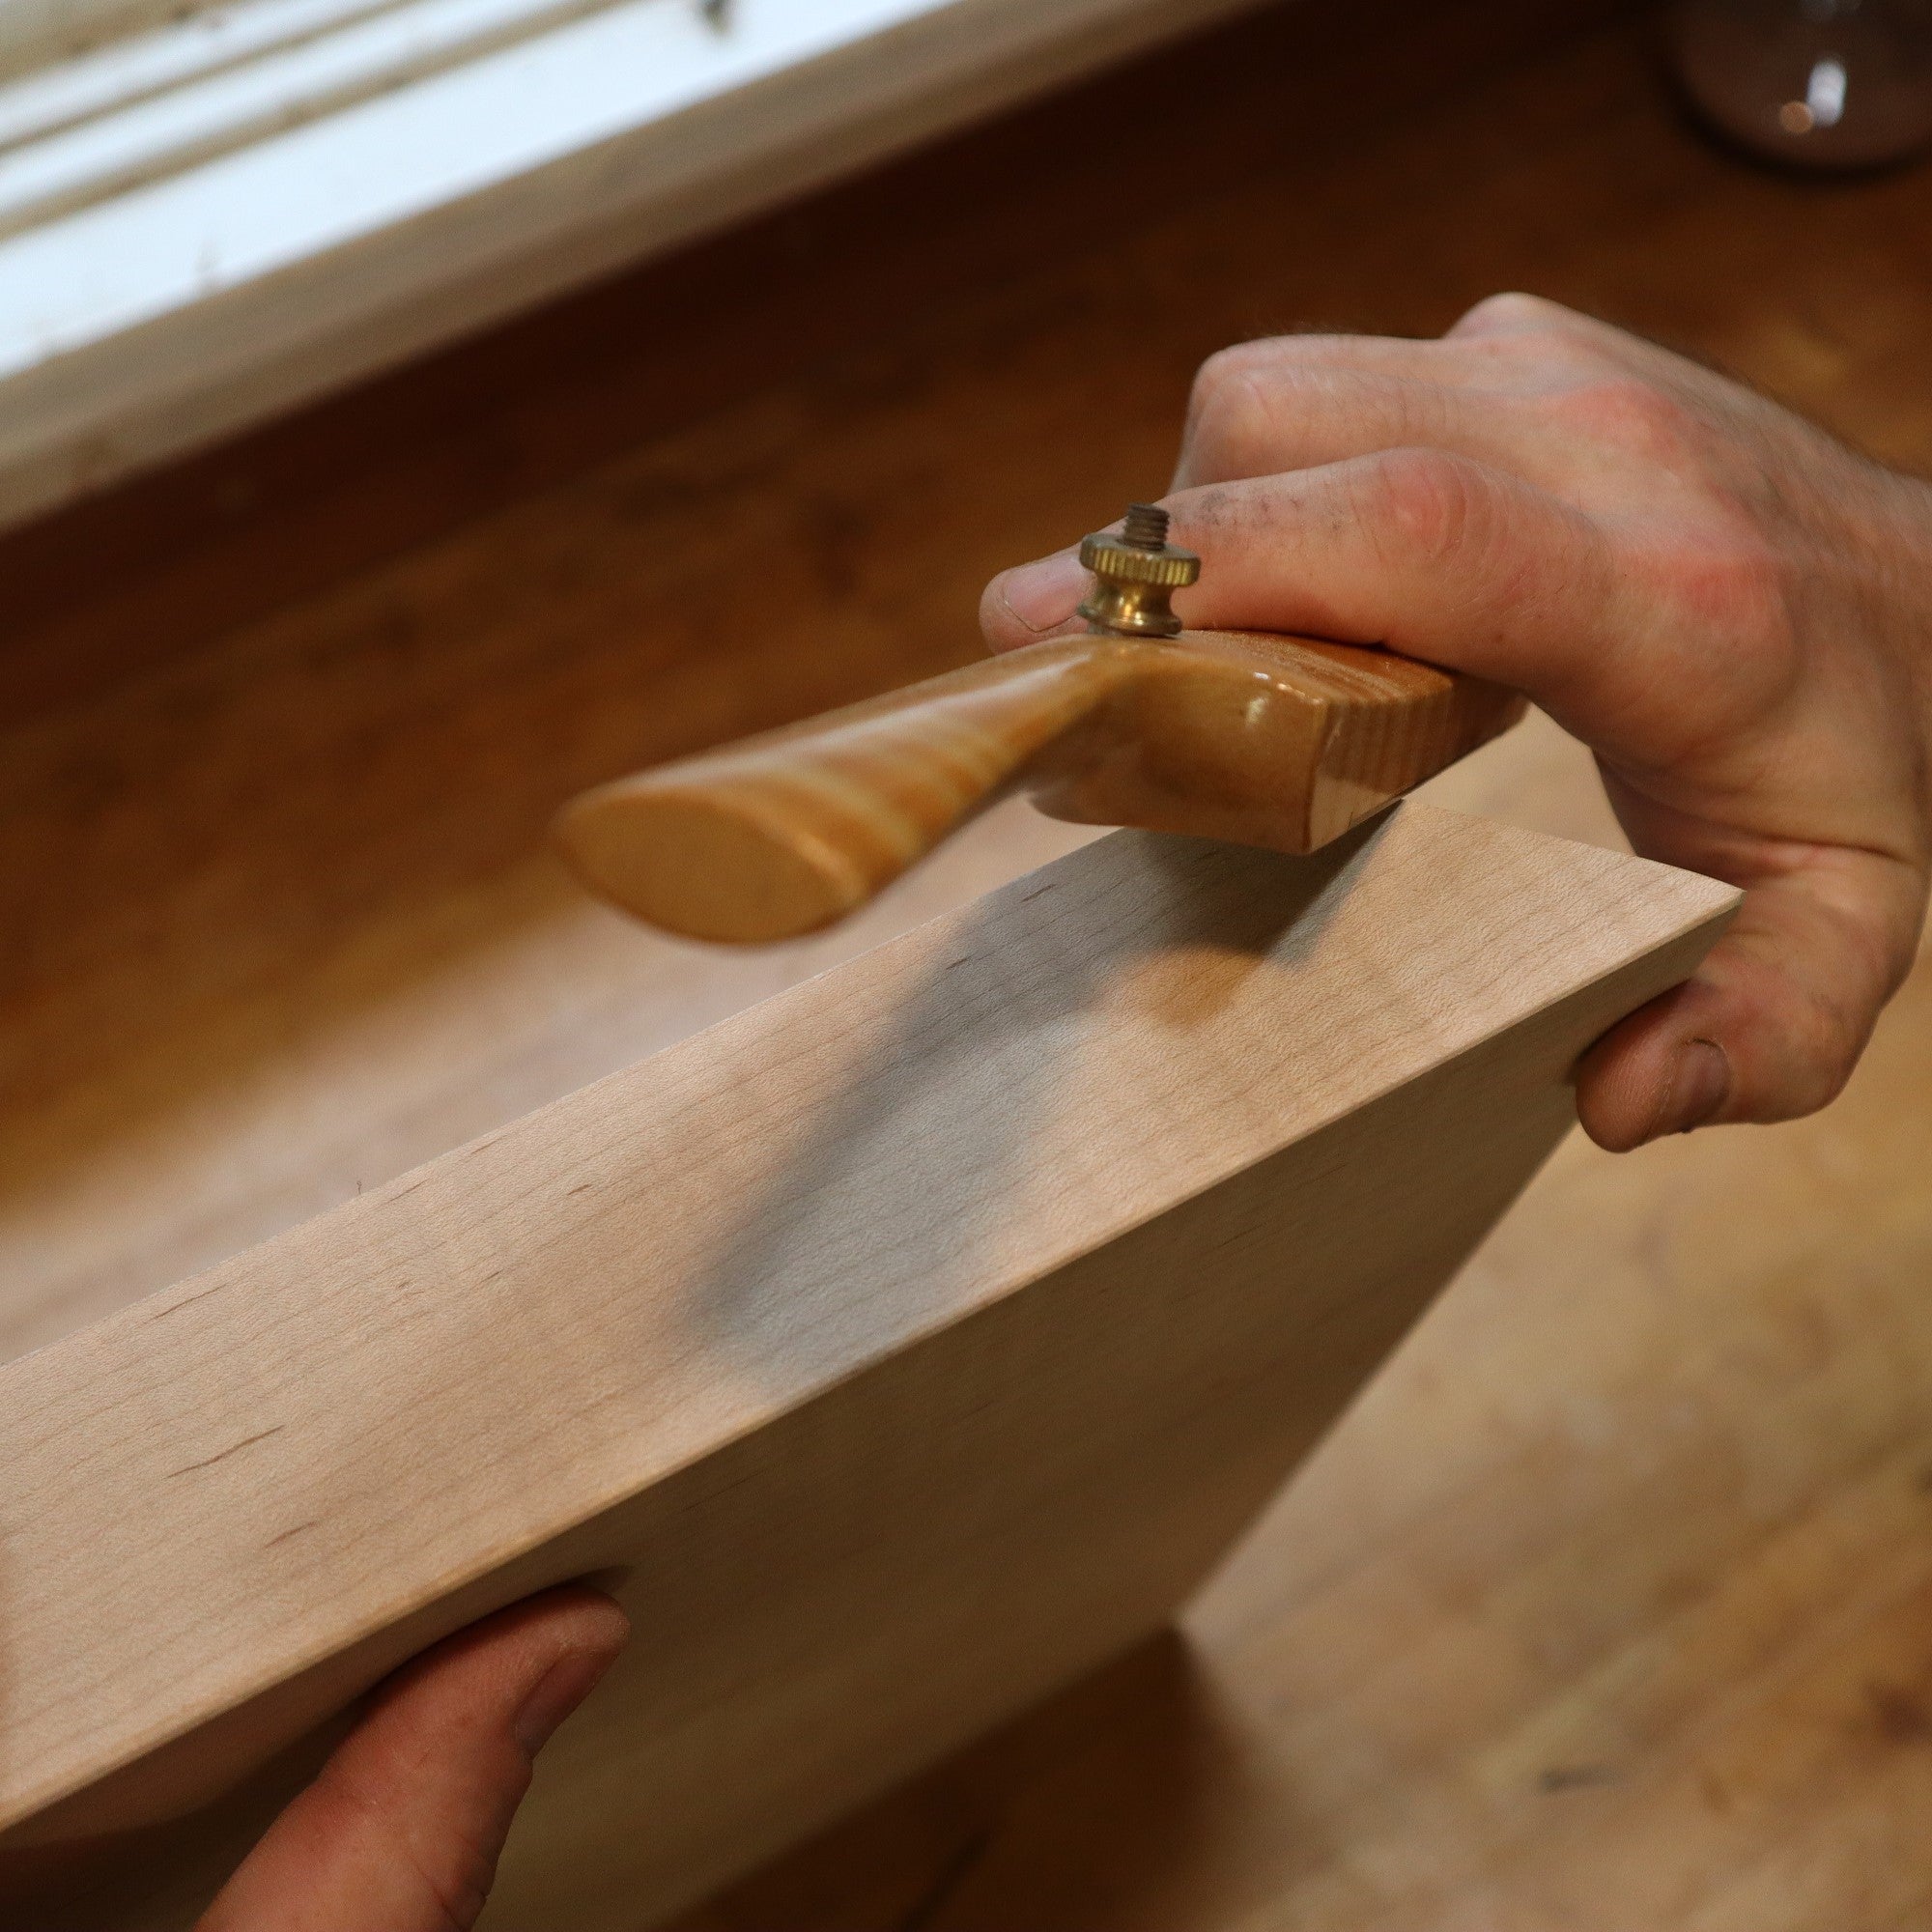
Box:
993;550;1085;634
514;1648;620;1756
1647;1038;1730;1142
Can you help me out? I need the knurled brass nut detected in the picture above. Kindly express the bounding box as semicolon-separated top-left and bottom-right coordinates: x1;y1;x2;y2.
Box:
1079;532;1202;587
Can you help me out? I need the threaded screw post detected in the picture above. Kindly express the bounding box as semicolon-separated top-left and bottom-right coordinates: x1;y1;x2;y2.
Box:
1076;502;1199;639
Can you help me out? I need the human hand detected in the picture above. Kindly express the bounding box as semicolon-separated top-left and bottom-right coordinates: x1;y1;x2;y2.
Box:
196;1584;629;1932
981;295;1932;1149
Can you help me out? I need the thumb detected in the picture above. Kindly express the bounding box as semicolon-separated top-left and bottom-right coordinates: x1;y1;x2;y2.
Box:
198;1585;630;1932
1575;853;1918;1147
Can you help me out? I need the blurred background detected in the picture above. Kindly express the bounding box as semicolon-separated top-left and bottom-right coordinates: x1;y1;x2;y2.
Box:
4;0;1932;1924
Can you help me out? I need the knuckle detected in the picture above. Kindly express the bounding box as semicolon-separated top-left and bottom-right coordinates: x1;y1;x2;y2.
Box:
1353;447;1504;569
318;1761;497;1931
1193;337;1276;385
1188;340;1276;418
1185;338;1343;476
1446;295;1621;389
1648;526;1790;648
1453;290;1575;337
1548;374;1696;456
1736;923;1902;1124
1765;990;1865;1118
1184;343;1275;472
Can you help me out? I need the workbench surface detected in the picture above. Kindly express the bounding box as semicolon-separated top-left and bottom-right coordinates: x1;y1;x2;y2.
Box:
5;1;1931;1923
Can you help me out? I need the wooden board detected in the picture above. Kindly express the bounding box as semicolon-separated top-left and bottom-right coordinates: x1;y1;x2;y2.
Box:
0;805;1732;1928
4;5;1930;1926
664;918;1932;1932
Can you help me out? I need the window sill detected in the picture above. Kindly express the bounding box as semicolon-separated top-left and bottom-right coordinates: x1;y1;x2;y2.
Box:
0;0;1253;530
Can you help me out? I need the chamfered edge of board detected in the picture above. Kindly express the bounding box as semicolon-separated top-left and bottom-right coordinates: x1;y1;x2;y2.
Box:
0;805;1738;1836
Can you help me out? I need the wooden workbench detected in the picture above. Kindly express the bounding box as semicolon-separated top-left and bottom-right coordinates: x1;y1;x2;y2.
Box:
5;1;1932;1924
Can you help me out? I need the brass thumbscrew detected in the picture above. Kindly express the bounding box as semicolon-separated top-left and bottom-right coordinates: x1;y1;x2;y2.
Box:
1076;503;1201;639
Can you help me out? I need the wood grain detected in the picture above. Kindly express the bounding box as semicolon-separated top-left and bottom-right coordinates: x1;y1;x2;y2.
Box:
660;935;1932;1932
555;631;1521;941
0;806;1732;1929
11;4;1930;1365
3;5;1931;1926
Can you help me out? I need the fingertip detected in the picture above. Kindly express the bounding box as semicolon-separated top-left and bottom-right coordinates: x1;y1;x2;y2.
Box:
378;1582;630;1717
977;572;1030;653
1575;1042;1662;1153
197;1586;634;1932
1575;989;1732;1151
529;1580;633;1655
980;550;1085;653
512;1618;627;1756
454;1585;631;1757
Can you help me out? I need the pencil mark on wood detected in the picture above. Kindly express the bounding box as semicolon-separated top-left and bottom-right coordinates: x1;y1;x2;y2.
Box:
165;1425;284;1479
147;1280;229;1322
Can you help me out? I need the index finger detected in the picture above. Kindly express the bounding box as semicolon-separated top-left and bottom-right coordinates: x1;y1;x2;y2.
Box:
985;454;1622;724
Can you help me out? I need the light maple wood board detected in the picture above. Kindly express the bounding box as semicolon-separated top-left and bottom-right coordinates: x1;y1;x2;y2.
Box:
0;804;1731;1928
668;906;1932;1932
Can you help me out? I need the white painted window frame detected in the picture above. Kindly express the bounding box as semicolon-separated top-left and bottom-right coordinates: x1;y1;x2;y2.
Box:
0;0;1256;529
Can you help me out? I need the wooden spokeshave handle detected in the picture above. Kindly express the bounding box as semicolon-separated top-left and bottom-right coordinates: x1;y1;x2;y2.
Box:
554;628;1524;944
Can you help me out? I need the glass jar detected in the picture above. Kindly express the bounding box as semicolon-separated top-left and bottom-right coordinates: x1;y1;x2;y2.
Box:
1669;0;1932;167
